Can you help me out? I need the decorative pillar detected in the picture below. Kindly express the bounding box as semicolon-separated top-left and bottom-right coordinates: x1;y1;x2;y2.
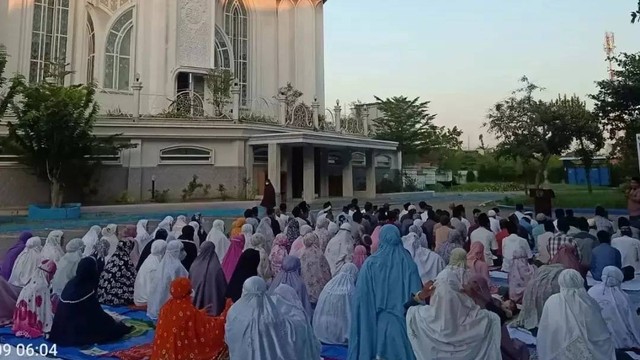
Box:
277;94;287;125
303;146;315;201
132;73;143;120
312;96;320;129
231;79;240;123
268;143;281;205
334;100;342;132
363;105;369;136
285;146;293;201
365;150;376;198
342;151;354;198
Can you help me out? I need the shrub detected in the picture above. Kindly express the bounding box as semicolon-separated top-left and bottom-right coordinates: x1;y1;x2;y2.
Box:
377;178;401;194
218;184;228;201
115;191;135;204
466;170;476;183
149;189;170;203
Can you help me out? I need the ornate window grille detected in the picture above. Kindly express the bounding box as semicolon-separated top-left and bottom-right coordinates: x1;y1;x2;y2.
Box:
86;14;95;83
29;0;70;83
104;8;133;90
224;0;248;106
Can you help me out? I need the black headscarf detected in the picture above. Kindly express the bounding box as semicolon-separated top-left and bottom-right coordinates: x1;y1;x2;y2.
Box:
178;225;198;271
225;249;260;302
136;229;168;271
50;257;132;346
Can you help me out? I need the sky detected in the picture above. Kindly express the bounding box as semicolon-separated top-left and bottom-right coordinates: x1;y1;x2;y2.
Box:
324;0;639;148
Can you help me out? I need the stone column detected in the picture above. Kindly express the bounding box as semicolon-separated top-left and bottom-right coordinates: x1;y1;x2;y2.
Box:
303;146;315;201
268;143;281;204
231;80;240;123
365;150;376;198
342;151;354;198
132;74;143;120
334;100;342;132
312;97;320;129
319;149;329;198
126;139;143;201
277;94;287;125
285;147;293;201
244;144;254;199
363;105;369;136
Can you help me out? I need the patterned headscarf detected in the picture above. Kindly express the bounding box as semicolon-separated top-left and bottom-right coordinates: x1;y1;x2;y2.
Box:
299;233;332;303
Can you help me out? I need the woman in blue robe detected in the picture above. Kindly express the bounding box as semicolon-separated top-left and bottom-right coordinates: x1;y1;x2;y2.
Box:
348;224;422;360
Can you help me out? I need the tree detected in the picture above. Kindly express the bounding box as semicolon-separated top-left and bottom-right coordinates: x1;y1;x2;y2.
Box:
372;96;462;165
4;74;132;208
591;52;640;176
632;1;640;23
560;96;606;193
206;68;233;116
485;77;580;188
0;45;21;119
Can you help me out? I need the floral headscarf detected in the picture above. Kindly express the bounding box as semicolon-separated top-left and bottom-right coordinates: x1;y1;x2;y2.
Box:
299;233;332;303
285;219;300;249
269;234;289;276
436;231;463;265
97;239;136;306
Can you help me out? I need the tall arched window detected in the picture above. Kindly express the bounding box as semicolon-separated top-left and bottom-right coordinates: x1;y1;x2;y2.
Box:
86;14;95;83
104;8;133;90
224;0;248;106
29;0;70;83
214;26;232;70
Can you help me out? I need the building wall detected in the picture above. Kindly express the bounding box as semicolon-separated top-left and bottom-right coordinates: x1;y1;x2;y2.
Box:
0;0;326;116
0;166;51;208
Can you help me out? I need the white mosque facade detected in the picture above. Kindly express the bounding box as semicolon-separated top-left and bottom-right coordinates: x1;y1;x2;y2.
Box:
0;0;400;208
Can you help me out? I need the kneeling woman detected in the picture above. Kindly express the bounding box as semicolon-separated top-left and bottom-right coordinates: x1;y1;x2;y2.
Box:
48;257;131;346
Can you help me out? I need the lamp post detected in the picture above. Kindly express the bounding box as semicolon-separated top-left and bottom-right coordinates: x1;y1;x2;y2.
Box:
151;175;156;200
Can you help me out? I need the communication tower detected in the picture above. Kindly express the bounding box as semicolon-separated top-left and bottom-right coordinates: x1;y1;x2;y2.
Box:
604;32;616;80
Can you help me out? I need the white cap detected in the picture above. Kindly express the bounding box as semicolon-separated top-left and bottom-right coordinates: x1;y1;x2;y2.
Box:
408;205;417;211
488;210;496;217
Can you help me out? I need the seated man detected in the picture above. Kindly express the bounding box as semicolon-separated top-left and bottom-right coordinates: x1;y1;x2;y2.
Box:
591;231;632;281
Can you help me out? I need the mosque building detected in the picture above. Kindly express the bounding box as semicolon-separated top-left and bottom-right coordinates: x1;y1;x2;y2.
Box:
0;0;400;207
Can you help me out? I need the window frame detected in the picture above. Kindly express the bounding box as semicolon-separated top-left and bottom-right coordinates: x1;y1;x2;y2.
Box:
86;14;95;83
375;155;392;168
29;0;70;83
159;146;214;165
224;0;248;106
103;8;134;91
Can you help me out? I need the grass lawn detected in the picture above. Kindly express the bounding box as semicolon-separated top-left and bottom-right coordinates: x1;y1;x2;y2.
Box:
501;184;627;209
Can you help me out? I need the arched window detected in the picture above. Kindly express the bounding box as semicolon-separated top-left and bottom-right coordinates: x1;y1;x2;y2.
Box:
29;0;70;83
224;0;248;106
352;152;366;167
86;14;95;83
159;146;213;164
253;147;268;164
104;8;133;90
214;26;232;70
375;155;392;168
328;153;342;165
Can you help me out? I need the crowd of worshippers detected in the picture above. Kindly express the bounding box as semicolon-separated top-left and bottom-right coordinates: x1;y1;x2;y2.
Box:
0;197;639;359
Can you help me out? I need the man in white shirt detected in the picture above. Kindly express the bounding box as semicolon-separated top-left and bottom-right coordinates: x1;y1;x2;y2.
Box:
419;201;429;222
501;221;533;272
488;210;501;234
514;204;525;220
612;225;640;272
470;213;499;266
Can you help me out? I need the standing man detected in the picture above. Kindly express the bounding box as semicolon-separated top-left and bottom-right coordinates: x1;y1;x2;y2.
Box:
627;177;640;223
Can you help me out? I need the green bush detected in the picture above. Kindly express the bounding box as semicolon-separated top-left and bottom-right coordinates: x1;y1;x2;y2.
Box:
466;171;476;183
115;191;135;204
149;189;170;203
377;178;402;193
450;182;524;192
